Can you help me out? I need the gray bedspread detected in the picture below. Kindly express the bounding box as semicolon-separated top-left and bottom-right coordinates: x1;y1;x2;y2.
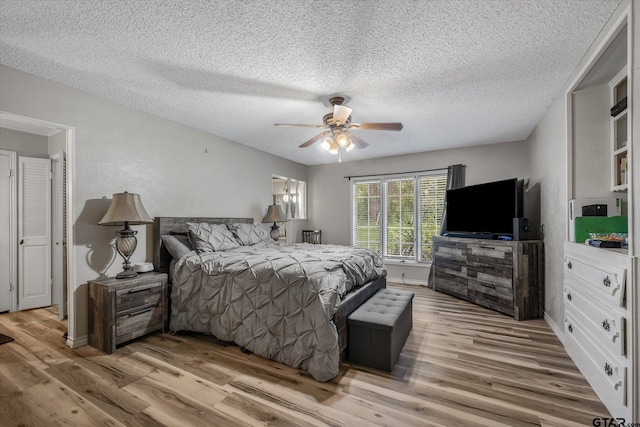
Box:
170;242;385;381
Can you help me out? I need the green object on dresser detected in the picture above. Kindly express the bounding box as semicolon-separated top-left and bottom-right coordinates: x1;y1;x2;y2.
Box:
574;216;628;244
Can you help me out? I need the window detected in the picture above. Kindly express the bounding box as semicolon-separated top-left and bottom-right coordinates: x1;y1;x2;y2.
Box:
353;172;447;262
272;176;306;220
354;181;381;254
385;178;415;259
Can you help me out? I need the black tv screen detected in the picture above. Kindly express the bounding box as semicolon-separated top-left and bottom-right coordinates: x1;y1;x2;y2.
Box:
446;178;522;236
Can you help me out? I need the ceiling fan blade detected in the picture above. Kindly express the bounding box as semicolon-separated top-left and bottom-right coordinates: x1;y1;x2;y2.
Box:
345;131;369;149
350;122;403;131
333;105;353;125
275;123;326;128
299;130;330;148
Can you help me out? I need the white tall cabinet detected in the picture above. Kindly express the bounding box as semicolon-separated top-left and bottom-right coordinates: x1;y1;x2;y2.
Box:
565;2;637;421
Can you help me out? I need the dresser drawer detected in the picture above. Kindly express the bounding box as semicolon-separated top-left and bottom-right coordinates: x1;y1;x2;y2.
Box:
116;282;163;313
467;243;514;269
563;255;626;306
564;314;627;416
564;282;625;356
115;303;163;345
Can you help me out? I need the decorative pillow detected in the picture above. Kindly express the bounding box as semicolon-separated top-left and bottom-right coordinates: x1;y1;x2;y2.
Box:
161;234;193;259
228;223;270;246
186;222;240;253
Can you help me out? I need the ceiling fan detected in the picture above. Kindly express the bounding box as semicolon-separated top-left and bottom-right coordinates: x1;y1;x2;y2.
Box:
274;96;403;156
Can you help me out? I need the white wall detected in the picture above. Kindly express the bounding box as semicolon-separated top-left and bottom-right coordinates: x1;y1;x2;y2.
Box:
0;64;307;342
526;95;567;334
308;140;530;283
0;128;48;157
48;130;66;157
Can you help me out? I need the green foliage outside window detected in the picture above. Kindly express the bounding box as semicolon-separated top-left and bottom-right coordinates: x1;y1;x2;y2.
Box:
353;174;447;262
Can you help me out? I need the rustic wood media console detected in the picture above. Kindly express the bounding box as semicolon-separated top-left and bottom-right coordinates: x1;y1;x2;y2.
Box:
432;236;544;320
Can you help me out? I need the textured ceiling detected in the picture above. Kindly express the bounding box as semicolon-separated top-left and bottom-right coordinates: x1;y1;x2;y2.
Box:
0;0;620;165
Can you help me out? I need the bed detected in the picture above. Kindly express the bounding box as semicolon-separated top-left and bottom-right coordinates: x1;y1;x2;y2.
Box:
153;217;386;381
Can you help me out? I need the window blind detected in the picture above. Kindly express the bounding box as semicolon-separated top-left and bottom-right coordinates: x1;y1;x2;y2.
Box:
384;178;414;259
353;181;381;254
352;172;447;262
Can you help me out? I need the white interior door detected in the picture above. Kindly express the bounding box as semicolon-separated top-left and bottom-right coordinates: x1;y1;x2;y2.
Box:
0;150;17;312
18;156;52;311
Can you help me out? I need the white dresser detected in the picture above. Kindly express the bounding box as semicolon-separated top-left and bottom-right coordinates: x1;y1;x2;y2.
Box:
563;242;634;420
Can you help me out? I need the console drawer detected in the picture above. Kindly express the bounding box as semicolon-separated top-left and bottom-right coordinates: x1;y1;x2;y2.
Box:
563;255;626;306
564;314;627;417
564;283;625;356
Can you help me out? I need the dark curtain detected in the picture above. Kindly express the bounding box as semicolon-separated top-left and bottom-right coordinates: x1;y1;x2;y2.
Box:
427;164;465;288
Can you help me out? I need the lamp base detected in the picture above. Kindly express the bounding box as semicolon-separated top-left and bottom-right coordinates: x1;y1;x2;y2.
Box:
270;223;280;241
115;223;138;279
116;267;137;279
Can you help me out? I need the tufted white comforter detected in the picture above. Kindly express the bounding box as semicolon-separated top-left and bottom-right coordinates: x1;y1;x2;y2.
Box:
170;242;384;381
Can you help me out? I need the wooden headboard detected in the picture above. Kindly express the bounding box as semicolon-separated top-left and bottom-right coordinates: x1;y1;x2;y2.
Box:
153;217;253;274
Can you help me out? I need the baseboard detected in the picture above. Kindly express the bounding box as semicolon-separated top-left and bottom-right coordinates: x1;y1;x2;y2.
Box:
544;312;564;345
66;334;88;349
387;276;428;286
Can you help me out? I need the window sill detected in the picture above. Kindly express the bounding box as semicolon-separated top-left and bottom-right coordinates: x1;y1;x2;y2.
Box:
383;259;432;267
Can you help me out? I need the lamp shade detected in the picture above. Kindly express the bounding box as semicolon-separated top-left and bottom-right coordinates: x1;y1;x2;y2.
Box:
98;192;153;226
262;204;286;223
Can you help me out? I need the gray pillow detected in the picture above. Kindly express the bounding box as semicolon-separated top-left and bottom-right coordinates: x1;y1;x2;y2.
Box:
161;234;192;259
186;222;240;253
227;223;270;246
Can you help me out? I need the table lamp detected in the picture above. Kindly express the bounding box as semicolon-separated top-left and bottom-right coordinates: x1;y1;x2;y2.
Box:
99;191;153;278
262;204;287;241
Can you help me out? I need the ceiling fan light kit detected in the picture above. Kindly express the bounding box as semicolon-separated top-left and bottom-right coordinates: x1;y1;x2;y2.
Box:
274;96;403;160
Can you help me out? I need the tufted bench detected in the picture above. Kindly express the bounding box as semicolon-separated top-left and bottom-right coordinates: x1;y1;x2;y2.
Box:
347;288;414;371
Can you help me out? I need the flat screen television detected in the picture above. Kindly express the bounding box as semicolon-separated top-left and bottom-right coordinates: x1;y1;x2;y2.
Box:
445;178;523;237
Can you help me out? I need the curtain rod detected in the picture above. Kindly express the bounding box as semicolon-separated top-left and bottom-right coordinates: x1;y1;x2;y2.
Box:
344;164;464;181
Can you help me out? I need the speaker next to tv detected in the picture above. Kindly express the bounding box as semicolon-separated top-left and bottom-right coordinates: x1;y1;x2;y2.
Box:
513;218;531;241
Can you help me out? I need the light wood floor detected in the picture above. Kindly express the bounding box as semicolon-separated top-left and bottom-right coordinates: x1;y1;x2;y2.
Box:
0;283;610;426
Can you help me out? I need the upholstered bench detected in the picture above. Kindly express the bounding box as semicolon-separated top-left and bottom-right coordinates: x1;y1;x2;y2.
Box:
347;288;414;371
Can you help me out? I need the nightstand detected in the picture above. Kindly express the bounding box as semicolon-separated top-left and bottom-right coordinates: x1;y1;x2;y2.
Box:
88;272;168;354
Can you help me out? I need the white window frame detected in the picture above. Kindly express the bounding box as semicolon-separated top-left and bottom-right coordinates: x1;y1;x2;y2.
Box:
351;170;447;263
272;175;307;220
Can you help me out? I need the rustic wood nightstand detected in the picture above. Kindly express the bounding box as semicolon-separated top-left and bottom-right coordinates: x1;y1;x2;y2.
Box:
88;272;168;354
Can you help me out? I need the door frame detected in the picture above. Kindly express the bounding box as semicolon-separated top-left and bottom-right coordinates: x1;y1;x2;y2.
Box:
51;152;66;319
0;111;76;345
0;149;17;312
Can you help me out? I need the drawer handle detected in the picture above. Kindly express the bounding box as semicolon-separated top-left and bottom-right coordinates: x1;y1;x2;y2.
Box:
567;261;572;269
127;286;156;294
602;276;611;287
568;324;573;333
567;293;572;301
602;319;610;332
127;304;158;317
604;363;613;376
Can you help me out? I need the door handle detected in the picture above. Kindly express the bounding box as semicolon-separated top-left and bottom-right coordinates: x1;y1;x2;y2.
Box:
19;239;24;245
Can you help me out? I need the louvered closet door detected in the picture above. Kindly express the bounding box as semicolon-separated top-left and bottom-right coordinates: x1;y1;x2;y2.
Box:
18;157;51;310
